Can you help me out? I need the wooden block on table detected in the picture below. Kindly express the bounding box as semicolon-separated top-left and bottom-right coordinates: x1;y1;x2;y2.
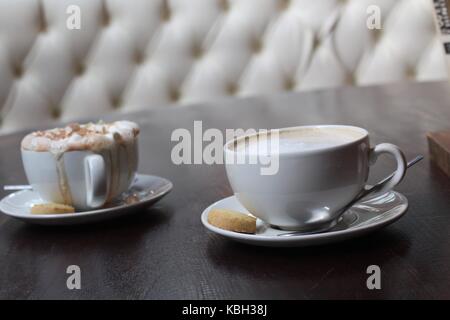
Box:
427;130;450;176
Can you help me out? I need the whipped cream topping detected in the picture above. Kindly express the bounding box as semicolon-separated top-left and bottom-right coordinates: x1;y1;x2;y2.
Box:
21;121;140;153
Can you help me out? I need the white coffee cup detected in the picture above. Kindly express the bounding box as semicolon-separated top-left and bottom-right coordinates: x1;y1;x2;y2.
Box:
21;122;139;210
224;125;407;231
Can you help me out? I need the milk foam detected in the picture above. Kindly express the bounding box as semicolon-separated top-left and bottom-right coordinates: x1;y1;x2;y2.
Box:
21;121;140;153
277;137;349;151
234;127;362;154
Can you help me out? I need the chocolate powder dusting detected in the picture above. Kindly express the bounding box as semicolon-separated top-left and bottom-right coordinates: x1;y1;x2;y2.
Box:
68;123;80;131
132;127;140;137
21;120;140;153
113;132;123;143
32;122;111;140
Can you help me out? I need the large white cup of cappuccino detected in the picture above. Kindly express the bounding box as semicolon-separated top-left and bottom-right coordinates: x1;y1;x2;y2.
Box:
224;125;407;231
21;121;139;210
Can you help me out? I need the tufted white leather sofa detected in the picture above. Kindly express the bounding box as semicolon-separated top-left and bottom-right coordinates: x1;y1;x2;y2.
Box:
0;0;447;134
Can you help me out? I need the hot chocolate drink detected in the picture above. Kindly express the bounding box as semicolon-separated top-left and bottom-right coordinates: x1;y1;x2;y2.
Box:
21;121;140;153
21;121;140;210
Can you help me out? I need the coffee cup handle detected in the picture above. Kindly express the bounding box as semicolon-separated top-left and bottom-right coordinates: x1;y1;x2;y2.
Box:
368;143;407;194
85;155;108;208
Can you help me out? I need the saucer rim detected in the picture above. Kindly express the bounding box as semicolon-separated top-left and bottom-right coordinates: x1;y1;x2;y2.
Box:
0;174;173;220
201;193;408;244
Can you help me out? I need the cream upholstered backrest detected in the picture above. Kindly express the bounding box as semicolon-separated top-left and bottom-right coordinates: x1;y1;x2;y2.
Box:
0;0;447;134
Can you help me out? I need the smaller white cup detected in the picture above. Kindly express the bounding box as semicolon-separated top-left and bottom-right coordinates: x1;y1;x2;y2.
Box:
224;125;407;231
21;141;138;211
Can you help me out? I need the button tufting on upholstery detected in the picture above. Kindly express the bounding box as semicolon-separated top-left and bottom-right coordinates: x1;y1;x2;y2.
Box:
279;0;290;11
74;62;86;76
134;50;145;65
169;88;181;102
406;66;416;80
161;0;171;22
39;21;48;33
371;28;382;42
111;96;122;109
251;38;263;54
0;0;447;134
283;78;296;91
101;2;111;27
226;83;239;95
12;64;23;78
219;0;229;11
345;73;355;85
312;35;321;51
192;43;203;59
50;107;61;119
38;2;47;33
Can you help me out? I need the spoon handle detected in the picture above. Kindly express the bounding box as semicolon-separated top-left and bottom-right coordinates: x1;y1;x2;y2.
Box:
350;155;423;207
277;155;423;237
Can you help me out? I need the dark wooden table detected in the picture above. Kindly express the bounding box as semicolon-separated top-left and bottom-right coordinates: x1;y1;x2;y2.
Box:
1;81;450;299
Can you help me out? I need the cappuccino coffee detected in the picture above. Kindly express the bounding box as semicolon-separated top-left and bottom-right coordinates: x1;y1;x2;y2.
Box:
21;121;140;210
232;127;365;154
225;125;406;231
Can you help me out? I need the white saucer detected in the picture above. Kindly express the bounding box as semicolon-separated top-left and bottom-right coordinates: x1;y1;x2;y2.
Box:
201;191;408;247
0;174;172;225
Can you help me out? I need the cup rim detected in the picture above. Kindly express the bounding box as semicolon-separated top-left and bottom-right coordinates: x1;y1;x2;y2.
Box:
223;124;369;157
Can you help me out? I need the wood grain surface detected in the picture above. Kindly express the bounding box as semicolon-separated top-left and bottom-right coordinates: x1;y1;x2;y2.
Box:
0;81;450;299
